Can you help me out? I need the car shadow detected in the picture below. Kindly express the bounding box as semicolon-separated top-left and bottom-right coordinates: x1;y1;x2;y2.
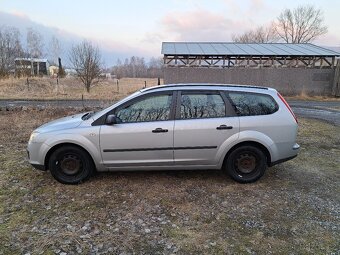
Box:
91;169;231;183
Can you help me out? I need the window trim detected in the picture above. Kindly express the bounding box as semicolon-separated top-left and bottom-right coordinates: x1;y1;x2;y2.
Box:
175;90;235;120
224;91;279;117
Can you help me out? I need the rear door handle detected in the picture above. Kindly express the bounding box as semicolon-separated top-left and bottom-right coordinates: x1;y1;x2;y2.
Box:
152;128;168;133
216;125;233;130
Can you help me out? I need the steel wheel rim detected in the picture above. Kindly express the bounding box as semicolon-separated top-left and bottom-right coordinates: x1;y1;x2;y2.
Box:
59;154;82;175
235;152;257;174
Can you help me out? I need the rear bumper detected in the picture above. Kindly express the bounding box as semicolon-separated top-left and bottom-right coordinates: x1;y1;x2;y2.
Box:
269;143;300;167
269;154;297;167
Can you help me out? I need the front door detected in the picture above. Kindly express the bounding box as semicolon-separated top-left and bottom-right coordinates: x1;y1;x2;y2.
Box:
100;92;175;168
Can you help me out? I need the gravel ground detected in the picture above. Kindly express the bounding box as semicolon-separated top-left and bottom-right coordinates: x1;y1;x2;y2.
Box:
0;109;339;254
288;100;340;126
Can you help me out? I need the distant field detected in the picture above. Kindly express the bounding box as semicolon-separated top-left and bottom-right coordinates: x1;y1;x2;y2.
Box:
0;77;163;100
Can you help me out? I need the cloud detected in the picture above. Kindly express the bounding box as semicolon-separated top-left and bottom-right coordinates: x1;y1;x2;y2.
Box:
250;0;264;11
0;11;153;65
160;9;252;41
9;9;29;19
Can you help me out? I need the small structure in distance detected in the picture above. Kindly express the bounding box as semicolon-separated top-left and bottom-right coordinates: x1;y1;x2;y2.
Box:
15;58;49;76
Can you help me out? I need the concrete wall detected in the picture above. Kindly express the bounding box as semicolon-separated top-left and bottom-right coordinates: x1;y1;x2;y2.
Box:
164;67;335;95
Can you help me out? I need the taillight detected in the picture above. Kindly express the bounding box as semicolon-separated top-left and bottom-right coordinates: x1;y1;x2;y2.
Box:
277;92;298;123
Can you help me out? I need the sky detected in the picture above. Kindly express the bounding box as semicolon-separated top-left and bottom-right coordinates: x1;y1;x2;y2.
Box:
0;0;339;65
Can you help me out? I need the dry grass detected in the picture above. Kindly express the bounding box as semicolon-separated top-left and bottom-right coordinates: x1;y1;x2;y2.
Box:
286;94;340;102
0;110;339;254
0;77;163;100
1;77;339;102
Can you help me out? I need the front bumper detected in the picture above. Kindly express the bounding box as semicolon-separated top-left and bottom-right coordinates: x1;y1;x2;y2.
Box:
27;141;50;171
27;148;47;171
31;163;46;171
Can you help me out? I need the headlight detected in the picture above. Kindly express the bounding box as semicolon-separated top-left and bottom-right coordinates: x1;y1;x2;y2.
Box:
29;132;39;143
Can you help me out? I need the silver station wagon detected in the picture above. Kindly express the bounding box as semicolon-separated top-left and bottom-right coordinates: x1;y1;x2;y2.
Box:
27;84;300;184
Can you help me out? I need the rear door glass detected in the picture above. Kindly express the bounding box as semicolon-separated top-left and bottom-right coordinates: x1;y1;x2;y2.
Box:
180;93;226;119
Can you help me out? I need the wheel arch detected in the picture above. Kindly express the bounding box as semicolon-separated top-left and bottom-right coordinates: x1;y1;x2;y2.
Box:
222;141;271;167
44;142;96;171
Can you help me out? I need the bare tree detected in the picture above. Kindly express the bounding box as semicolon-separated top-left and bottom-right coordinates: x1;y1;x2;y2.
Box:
232;23;279;43
0;26;23;78
26;28;44;58
276;5;327;43
69;40;103;92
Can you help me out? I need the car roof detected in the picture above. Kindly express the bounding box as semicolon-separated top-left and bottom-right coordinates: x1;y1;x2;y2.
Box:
141;83;274;94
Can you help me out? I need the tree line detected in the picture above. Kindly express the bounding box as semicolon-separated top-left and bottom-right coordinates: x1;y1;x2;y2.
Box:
111;56;163;79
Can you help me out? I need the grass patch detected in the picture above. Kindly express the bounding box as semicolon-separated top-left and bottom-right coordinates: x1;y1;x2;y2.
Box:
0;77;163;100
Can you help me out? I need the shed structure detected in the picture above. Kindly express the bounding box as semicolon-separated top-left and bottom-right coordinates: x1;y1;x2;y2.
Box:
15;58;49;76
162;42;340;68
162;42;340;96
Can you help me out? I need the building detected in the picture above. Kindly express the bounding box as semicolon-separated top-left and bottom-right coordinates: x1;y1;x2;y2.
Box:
15;58;49;76
162;42;340;95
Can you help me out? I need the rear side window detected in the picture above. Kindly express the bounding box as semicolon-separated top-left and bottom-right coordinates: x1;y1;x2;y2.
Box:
180;93;226;119
227;92;278;116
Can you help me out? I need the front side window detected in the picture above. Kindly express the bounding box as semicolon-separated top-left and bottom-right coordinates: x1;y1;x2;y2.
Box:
116;94;172;123
180;93;226;119
227;92;278;116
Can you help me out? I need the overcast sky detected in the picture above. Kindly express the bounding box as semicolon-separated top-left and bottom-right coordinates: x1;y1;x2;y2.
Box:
1;0;339;62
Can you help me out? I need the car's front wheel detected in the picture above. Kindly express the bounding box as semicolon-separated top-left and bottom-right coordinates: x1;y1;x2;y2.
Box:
48;145;94;184
225;145;267;183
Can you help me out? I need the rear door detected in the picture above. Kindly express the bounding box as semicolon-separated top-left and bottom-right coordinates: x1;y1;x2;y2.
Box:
173;90;239;166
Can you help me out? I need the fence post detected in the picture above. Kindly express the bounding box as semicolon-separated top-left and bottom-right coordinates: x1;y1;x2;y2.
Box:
82;94;85;108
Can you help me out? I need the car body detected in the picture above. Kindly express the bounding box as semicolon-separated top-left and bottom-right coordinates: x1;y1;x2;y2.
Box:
27;84;300;184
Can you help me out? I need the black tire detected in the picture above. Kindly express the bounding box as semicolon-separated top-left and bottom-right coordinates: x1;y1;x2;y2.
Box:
225;145;267;183
48;145;94;184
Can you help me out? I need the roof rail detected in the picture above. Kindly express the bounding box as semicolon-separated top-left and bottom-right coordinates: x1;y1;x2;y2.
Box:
141;83;269;92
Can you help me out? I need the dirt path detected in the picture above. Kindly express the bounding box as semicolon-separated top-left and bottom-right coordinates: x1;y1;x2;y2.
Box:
1;99;339;126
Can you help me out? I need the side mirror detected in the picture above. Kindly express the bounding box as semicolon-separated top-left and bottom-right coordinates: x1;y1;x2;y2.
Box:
105;114;117;125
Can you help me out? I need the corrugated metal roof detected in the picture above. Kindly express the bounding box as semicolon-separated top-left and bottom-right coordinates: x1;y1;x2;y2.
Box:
162;42;340;56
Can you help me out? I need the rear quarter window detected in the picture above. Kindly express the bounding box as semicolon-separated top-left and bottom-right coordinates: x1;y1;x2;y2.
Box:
227;92;278;116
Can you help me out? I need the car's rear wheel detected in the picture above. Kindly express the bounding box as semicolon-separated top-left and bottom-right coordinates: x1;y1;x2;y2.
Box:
48;145;94;184
225;145;267;183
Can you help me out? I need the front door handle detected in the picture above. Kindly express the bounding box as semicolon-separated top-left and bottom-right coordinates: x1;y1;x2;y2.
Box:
152;128;168;133
216;125;233;130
